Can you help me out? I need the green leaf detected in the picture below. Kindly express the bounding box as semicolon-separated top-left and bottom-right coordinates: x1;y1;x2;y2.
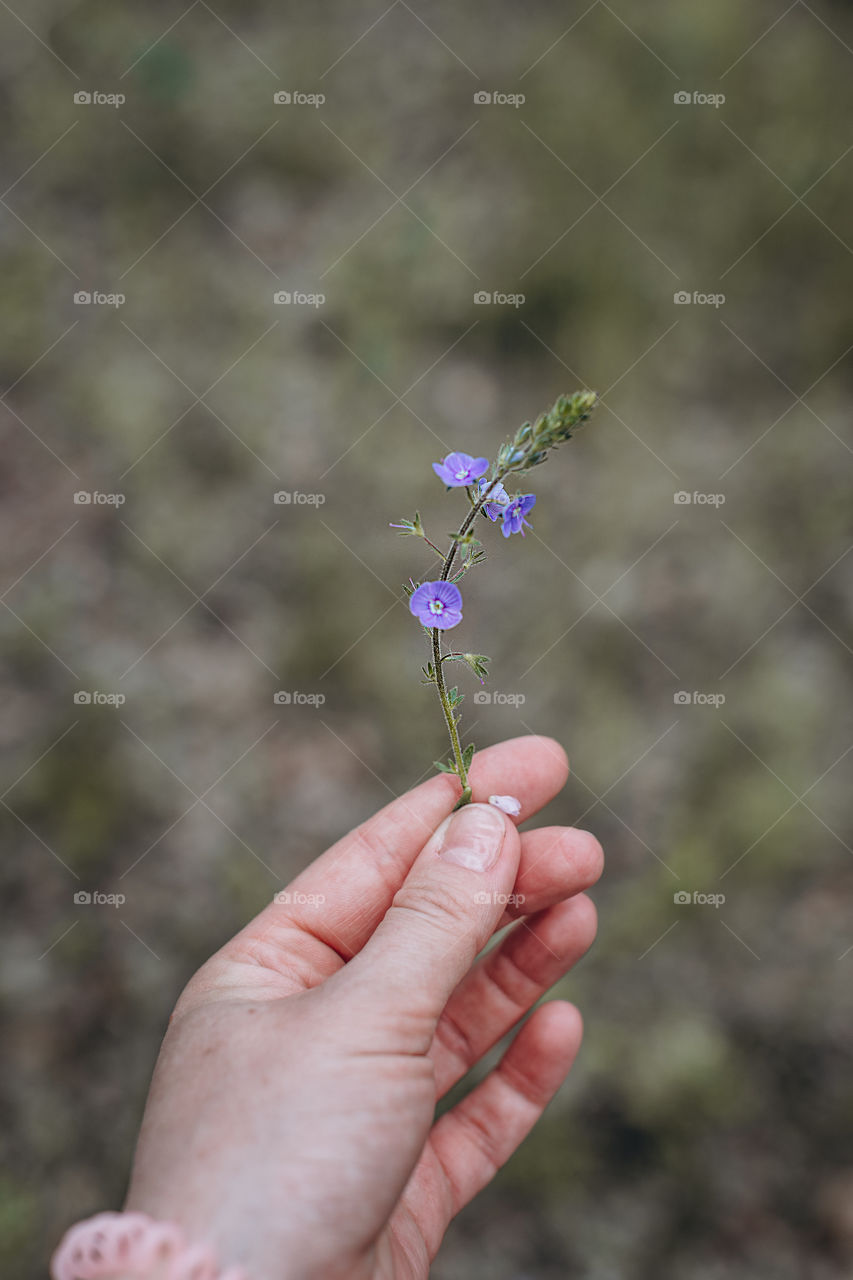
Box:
461;742;476;770
433;758;458;775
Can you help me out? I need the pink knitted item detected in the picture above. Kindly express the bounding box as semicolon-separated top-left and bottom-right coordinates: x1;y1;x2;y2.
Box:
51;1212;249;1280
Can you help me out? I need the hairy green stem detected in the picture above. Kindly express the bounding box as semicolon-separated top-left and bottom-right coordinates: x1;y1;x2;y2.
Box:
431;627;469;806
430;468;510;806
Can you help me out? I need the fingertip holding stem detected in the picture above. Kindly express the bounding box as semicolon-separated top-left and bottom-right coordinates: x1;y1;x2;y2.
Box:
452;785;472;811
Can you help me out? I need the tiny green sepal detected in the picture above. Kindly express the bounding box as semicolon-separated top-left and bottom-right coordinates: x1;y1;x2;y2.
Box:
391;512;426;538
440;651;490;682
463;652;490;681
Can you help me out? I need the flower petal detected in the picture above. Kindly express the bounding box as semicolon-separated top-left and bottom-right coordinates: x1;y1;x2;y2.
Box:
433;580;463;609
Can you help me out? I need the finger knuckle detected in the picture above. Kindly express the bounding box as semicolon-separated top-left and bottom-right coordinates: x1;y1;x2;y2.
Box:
391;879;479;933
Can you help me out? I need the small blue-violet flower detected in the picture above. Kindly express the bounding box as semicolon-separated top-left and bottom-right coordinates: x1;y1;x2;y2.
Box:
433;452;489;487
477;477;511;521
502;493;537;537
409;579;463;630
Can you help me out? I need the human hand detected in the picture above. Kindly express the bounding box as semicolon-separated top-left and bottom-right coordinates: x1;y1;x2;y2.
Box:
123;735;602;1279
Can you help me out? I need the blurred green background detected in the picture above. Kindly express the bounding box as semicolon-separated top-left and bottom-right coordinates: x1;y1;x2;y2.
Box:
2;2;852;1276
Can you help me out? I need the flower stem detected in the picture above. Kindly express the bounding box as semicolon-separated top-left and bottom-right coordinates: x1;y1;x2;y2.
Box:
430;468;510;806
431;627;470;807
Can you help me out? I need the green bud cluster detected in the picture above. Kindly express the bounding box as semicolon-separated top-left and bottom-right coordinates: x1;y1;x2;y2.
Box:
497;391;598;473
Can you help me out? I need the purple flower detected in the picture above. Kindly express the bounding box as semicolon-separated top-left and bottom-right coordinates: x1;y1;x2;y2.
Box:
477;477;511;522
502;493;536;537
409;580;463;629
433;452;489;487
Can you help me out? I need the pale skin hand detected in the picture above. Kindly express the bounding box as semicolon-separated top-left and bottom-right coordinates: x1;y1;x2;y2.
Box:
124;735;602;1279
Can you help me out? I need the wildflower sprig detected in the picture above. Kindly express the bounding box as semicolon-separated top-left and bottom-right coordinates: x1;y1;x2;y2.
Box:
394;390;598;808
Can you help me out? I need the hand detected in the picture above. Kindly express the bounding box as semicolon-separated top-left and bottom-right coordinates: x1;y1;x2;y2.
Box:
124;735;602;1279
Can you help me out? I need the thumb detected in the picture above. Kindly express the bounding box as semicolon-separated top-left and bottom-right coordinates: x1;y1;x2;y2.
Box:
338;802;521;1034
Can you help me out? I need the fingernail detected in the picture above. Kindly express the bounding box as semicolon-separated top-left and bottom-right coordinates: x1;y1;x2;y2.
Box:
488;794;522;817
438;803;506;872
